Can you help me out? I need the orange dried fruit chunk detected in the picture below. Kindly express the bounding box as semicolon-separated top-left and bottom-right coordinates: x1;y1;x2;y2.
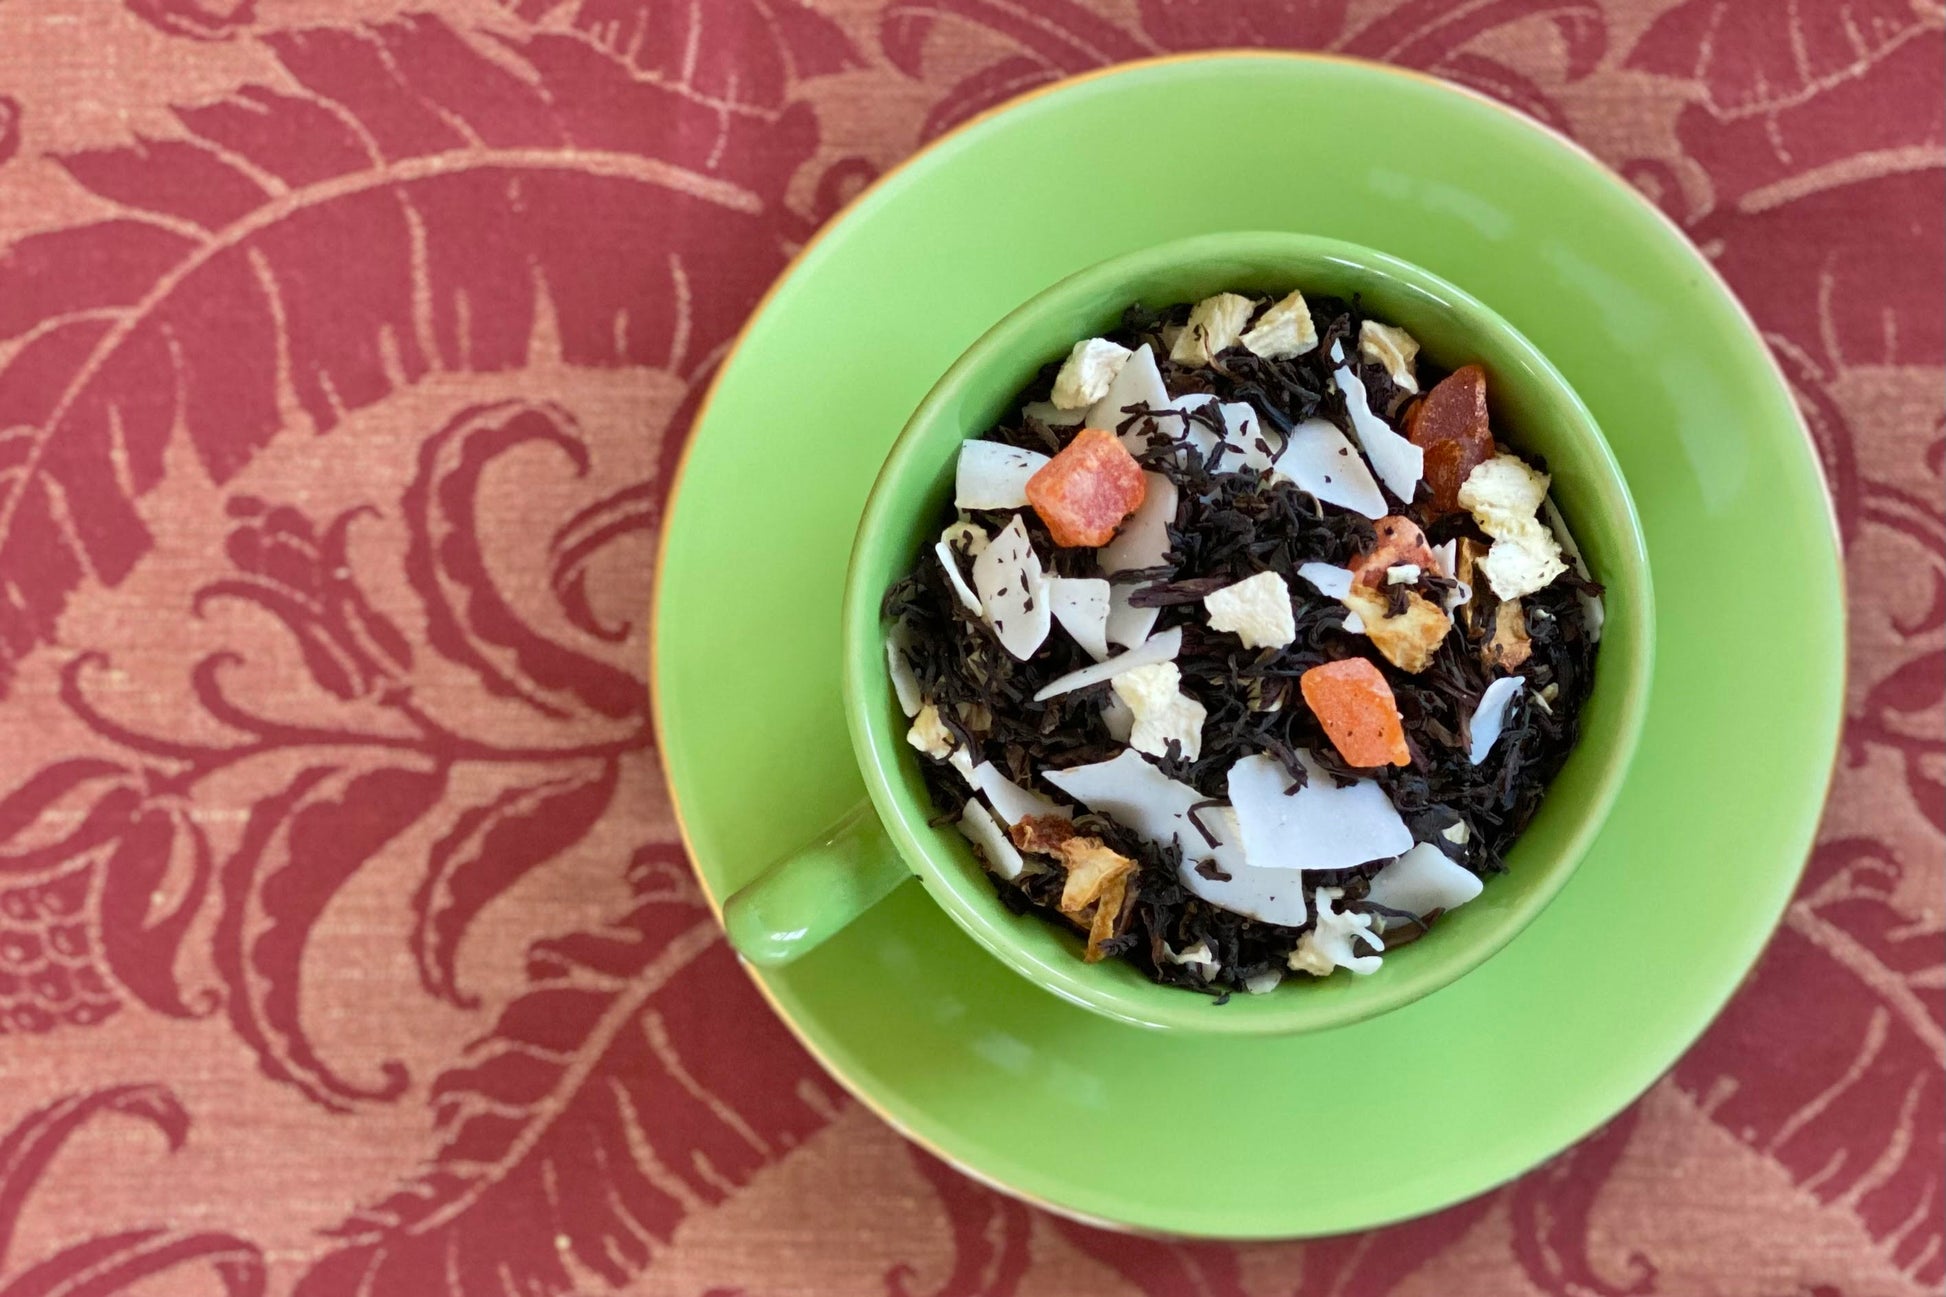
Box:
1348;515;1437;589
1407;364;1493;514
1025;428;1147;548
1301;658;1411;768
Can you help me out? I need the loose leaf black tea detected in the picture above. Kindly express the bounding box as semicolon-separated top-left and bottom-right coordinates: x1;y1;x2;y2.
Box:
885;290;1602;996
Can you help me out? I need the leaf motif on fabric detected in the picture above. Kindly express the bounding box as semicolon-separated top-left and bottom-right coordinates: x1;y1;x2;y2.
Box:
0;99;18;168
404;400;645;721
1676;838;1946;1285
296;853;841;1297
213;762;446;1112
548;480;660;644
500;0;863;112
0;1085;188;1265
0;762;210;1035
413;758;620;1007
0;14;810;698
1508;1108;1656;1296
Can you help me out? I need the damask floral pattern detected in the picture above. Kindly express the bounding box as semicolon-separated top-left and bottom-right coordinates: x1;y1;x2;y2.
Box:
0;1;1936;1294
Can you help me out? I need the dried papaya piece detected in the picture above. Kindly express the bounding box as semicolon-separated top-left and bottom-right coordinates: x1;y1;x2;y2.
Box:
1300;658;1411;768
1407;364;1493;515
1348;515;1437;589
1025;428;1147;548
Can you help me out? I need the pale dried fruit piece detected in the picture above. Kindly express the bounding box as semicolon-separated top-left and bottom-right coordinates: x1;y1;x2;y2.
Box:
1274;418;1388;518
1170;292;1254;366
958;800;1024;880
1051;337;1132;409
1483;599;1532;670
955;441;1050;510
1366;842;1484;931
1408;364;1493;514
1287;886;1384;976
1341;584;1452;674
1467;675;1525;765
1084;869;1133;962
1009;813;1078;856
1477;516;1567;599
1459;452;1551;527
1240;289;1317;359
1110;662;1206;761
1359;320;1420;393
1299;658;1410;767
1010;819;1138;963
1026;428;1147;548
1057;837;1136;915
906;702;958;761
1202;571;1295;649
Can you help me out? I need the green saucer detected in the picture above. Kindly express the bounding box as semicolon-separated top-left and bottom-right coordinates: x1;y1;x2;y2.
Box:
653;54;1843;1236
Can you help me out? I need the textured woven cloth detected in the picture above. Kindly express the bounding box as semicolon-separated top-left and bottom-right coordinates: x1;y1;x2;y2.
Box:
0;2;1938;1294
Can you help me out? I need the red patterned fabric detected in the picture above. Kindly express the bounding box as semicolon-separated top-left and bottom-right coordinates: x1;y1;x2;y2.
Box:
0;2;1938;1293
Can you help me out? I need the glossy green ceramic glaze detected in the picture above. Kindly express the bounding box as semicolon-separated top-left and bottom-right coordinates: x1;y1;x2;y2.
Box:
724;232;1653;1034
653;55;1843;1235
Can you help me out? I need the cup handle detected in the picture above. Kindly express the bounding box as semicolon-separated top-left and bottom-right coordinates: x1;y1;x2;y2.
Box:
722;801;912;966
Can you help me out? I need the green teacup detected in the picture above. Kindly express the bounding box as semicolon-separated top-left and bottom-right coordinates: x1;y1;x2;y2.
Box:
722;231;1653;1034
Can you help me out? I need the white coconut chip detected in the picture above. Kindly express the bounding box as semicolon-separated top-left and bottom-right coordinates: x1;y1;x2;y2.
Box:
1020;399;1089;428
885;624;922;718
957;799;1025;880
970;762;1070;826
1288;886;1384;976
1540;496;1604;642
1086;344;1170;450
971;516;1049;660
1273;418;1388;519
1366;842;1484;931
1167;393;1223;464
1466;676;1525;765
934;538;983;615
1242;968;1284;995
1046;576;1111;661
1041;752;1300;925
1343;610;1366;634
1031;626;1182;702
955;441;1049;511
1429;540;1472;613
1386;564;1421;585
1176;803;1313;928
1104;588;1159;651
1099;472;1176;574
1163;940;1220;978
1226;751;1413;874
1217;401;1273;473
1099;472;1177;649
1296;562;1355;599
1329;340;1423;503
